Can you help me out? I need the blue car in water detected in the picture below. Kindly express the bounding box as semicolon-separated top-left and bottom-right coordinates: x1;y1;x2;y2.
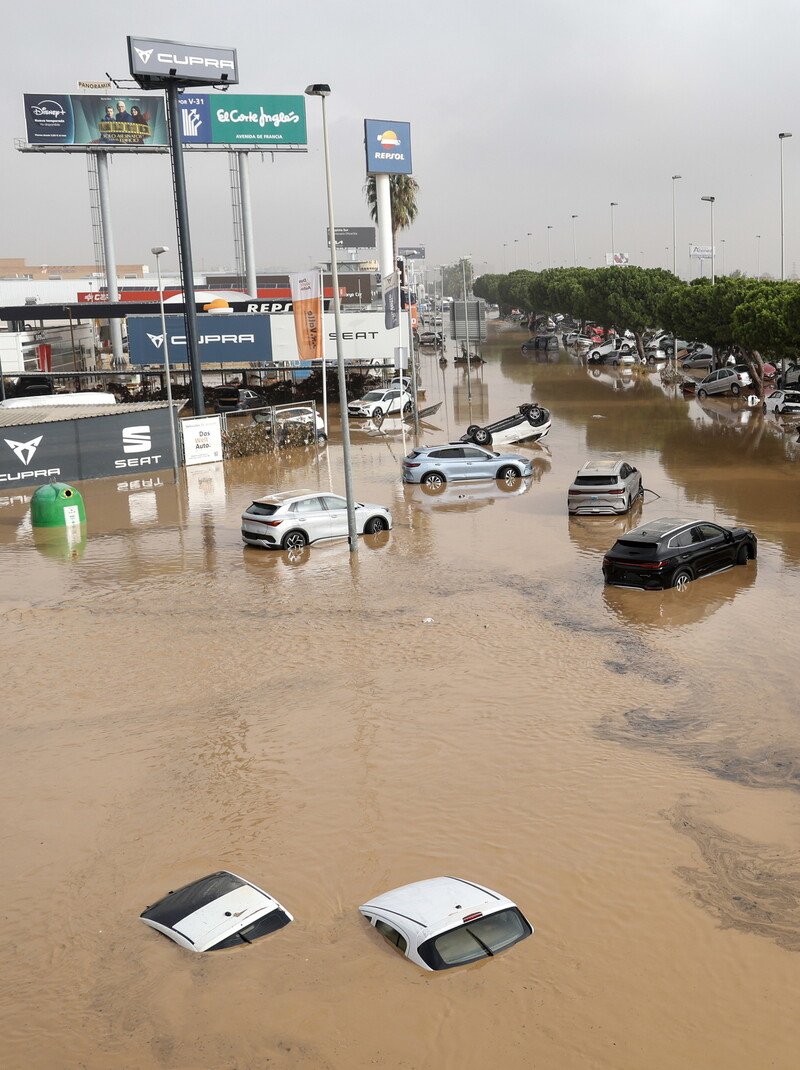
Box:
402;443;534;491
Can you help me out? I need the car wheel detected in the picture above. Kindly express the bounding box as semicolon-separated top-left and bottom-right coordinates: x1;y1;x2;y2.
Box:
762;402;768;414
521;344;531;353
422;471;445;490
697;388;708;399
497;465;519;480
317;431;328;442
731;383;741;396
526;406;543;425
671;569;692;591
372;406;383;421
282;530;308;551
473;427;492;446
365;515;388;534
736;544;751;565
466;424;479;438
648;354;656;365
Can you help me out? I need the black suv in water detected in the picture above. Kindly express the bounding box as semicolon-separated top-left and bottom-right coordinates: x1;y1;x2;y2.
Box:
602;517;757;591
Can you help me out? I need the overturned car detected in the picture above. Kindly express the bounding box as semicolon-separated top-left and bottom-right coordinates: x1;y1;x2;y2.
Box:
460;403;551;448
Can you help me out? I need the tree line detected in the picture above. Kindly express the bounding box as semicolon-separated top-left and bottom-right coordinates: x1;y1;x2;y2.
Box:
473;267;800;395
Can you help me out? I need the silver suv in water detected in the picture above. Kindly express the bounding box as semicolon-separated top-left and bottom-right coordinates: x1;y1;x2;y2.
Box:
567;458;642;515
402;444;533;490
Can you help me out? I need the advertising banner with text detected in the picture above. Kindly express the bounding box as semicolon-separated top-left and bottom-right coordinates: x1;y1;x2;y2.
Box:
127;314;272;364
178;93;307;146
23;93;167;146
364;118;412;174
289;272;323;360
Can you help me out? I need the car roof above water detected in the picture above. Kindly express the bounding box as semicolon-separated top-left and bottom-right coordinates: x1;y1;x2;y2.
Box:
625;517;698;540
578;457;624;474
361;876;509;934
253;489;314;505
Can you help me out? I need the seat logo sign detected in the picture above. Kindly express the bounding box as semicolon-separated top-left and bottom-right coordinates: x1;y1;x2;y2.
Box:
122;426;151;454
4;436;43;466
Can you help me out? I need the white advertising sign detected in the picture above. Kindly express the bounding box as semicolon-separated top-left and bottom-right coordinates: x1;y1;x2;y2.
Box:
605;252;630;266
268;310;410;363
180;415;223;467
689;244;714;260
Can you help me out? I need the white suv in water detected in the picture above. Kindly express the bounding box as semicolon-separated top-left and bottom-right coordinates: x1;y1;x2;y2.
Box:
347;387;413;420
241;490;392;551
568;458;643;515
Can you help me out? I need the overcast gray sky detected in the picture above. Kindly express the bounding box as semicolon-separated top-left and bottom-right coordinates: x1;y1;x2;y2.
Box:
3;0;799;279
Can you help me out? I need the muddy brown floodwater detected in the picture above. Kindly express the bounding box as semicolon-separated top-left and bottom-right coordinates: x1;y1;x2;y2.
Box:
2;325;800;1069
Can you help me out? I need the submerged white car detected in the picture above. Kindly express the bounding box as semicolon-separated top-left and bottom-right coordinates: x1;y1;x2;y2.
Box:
347;388;413;420
241;490;392;550
763;389;800;415
140;870;292;952
360;876;533;971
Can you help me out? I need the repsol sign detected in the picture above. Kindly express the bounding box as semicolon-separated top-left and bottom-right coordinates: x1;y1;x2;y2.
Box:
127;313;271;364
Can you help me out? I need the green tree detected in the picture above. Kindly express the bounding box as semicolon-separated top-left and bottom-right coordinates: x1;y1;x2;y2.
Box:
441;259;473;300
364;174;419;259
731;281;800;392
583;267;678;360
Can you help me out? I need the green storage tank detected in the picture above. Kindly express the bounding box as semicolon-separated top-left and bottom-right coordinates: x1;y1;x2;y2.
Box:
30;483;86;529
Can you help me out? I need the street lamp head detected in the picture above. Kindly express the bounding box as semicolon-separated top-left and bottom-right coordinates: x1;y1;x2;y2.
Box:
701;195;715;203
305;84;331;96
779;132;792;139
571;214;578;219
610;201;618;207
547;225;553;230
151;245;168;256
672;174;681;180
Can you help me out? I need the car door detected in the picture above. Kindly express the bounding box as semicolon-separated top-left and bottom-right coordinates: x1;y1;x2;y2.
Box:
383;390;401;414
318;494;349;538
689;523;731;574
461;446;495;478
290;496;331;543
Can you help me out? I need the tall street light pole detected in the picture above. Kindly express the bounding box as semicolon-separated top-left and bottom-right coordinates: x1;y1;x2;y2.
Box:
720;238;726;276
152;245;179;480
527;232;533;269
571;215;578;267
461;256;472;401
502;243;507;273
513;238;519;269
671;175;681;276
779;132;792;280
546;226;553;269
756;234;761;278
701;196;716;284
306;83;358;553
610;202;618;262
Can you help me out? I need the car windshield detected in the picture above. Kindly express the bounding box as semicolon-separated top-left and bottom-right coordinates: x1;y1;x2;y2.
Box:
361;391;384;402
420;908;530;969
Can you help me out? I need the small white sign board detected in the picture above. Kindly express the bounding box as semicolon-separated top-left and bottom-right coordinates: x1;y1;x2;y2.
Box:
181;415;223;467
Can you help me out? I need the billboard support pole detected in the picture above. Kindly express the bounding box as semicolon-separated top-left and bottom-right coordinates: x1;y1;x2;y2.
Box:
376;173;393;280
165;83;205;416
237;150;258;298
95;151;124;367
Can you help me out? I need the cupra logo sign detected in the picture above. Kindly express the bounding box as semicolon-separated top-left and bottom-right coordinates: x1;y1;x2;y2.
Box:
134;46;154;64
377;129;401;149
4;436;42;466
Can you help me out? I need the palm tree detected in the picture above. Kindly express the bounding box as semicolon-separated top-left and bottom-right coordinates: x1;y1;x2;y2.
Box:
364;174;419;259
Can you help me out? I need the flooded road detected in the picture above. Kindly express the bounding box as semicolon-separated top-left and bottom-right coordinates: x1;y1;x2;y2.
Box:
2;326;799;1068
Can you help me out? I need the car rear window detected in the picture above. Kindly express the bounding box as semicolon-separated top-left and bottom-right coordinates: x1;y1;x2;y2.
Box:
574;475;619;486
418;908;532;970
206;908;291;951
246;502;279;517
141;871;245;928
613;539;660;557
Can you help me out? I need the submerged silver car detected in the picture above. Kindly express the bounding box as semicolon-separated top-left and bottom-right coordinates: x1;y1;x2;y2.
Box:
568;458;643;515
241;490;391;550
402;444;533;489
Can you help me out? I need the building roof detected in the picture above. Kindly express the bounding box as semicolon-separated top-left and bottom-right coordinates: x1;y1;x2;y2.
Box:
0;401;174;428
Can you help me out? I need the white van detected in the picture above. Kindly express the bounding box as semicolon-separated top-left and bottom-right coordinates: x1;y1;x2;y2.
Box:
0;392;117;409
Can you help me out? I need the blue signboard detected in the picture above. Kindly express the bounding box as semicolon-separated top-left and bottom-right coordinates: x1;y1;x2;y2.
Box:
127;314;272;364
364;119;412;175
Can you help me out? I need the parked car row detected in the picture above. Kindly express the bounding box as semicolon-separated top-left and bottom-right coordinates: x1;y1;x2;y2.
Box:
141;871;534;972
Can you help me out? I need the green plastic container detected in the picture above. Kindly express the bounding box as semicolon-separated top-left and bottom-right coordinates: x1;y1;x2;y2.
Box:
30;483;86;529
